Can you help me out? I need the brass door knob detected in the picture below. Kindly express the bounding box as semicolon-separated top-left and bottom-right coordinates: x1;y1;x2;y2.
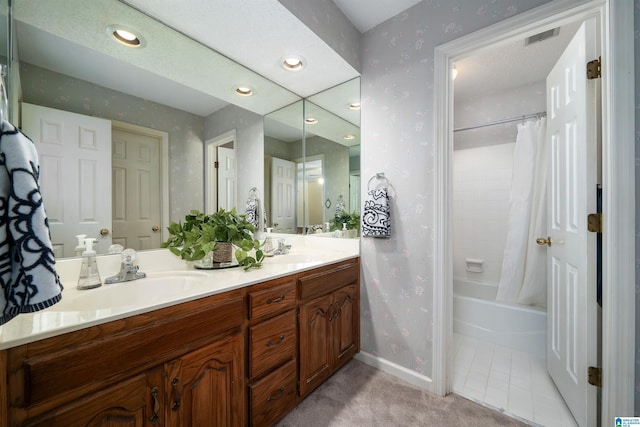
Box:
100;228;109;236
536;236;552;247
152;225;159;232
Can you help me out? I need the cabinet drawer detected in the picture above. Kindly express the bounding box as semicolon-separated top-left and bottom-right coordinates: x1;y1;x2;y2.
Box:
249;310;296;379
249;358;296;427
298;259;359;301
248;280;296;319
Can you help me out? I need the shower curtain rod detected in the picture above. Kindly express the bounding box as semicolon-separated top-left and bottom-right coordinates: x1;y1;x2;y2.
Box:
453;111;546;133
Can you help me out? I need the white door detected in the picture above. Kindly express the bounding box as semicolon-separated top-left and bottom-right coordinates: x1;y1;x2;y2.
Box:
271;157;295;232
545;19;598;427
217;146;236;211
111;126;162;251
22;103;112;258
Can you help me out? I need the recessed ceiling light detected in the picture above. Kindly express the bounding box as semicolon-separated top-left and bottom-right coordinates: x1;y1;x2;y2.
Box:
106;25;144;48
235;87;253;96
343;134;355;140
305;118;318;125
282;56;304;71
348;103;361;110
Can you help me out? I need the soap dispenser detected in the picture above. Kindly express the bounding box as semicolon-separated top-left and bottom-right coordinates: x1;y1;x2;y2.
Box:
74;234;87;257
77;237;102;290
264;227;274;256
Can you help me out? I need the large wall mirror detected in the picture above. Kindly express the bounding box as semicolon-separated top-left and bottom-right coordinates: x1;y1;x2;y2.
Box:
10;0;301;258
264;78;361;235
9;0;360;259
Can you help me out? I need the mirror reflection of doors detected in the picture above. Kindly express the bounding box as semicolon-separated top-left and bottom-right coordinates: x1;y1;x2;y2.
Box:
296;156;325;230
111;123;163;252
270;157;296;233
22;103;112;258
205;130;237;214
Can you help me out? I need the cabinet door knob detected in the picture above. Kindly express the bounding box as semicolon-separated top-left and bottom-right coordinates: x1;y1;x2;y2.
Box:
100;228;109;236
152;225;160;232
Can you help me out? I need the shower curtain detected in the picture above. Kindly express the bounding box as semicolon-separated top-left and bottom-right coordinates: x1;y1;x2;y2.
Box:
496;118;547;307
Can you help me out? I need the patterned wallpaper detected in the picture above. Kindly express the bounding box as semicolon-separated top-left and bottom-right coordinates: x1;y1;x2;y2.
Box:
359;0;551;379
19;63;205;223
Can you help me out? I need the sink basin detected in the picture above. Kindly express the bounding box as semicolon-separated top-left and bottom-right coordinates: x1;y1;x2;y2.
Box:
53;273;207;312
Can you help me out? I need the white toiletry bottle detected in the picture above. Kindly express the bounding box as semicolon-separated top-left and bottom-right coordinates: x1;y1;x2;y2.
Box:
342;222;348;237
77;237;102;290
264;227;274;256
74;233;87;257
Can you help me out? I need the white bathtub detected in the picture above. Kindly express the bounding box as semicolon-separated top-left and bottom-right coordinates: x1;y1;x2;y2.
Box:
453;279;547;359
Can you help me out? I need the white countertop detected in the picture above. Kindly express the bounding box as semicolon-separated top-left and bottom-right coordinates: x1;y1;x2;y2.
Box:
0;234;359;350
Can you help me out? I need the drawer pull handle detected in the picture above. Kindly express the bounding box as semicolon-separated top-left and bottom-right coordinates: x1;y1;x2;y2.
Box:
267;386;286;402
150;387;160;423
266;334;285;347
267;294;285;304
171;377;181;411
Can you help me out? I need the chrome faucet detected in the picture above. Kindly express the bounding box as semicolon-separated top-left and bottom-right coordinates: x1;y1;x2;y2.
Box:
104;248;146;284
273;238;291;255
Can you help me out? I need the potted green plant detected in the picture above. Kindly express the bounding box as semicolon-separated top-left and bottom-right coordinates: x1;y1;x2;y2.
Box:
161;209;264;270
329;211;361;237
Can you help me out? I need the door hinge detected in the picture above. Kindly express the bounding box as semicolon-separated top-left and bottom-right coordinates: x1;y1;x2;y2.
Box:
587;56;601;79
587;213;603;233
588;366;602;387
214;161;219;169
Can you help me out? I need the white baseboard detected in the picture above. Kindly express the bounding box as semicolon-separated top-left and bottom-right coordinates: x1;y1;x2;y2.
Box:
355;351;434;393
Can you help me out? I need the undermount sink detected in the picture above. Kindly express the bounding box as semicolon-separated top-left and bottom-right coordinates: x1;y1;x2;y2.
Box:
53;272;208;312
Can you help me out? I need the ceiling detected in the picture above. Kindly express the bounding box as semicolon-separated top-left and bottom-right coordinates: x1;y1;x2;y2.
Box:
454;21;581;103
333;0;423;33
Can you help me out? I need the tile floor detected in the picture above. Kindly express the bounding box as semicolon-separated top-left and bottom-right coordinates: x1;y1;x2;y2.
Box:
452;333;577;427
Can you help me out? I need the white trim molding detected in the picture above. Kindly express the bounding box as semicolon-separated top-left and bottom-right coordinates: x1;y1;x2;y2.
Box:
355;352;434;393
432;0;634;423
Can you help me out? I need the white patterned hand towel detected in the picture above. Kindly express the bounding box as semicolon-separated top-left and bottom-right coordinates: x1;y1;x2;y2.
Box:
245;195;267;232
362;187;391;238
0;121;62;325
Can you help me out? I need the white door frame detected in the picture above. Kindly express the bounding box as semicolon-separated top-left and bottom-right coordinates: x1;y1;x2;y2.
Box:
432;0;635;423
111;120;169;244
204;129;236;214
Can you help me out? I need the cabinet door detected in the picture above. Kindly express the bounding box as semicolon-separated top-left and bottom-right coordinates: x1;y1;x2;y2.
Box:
24;373;154;427
164;334;243;427
298;293;332;397
333;284;359;367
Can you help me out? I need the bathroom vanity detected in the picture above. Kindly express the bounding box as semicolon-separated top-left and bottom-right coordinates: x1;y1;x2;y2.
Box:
0;238;360;426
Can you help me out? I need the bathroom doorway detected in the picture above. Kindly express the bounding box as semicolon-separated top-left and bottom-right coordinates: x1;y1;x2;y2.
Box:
432;1;635;425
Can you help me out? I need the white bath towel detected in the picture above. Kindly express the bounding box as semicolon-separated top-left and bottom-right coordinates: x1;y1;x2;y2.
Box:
0;121;62;324
362;187;391;238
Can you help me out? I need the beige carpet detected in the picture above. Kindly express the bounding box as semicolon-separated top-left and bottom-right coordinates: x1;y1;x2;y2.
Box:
276;359;528;427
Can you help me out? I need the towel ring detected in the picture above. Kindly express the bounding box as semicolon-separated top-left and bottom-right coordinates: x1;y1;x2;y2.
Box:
368;172;389;191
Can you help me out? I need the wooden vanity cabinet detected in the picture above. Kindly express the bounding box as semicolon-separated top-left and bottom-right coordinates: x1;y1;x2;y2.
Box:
0;257;360;427
3;290;245;427
297;259;360;398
